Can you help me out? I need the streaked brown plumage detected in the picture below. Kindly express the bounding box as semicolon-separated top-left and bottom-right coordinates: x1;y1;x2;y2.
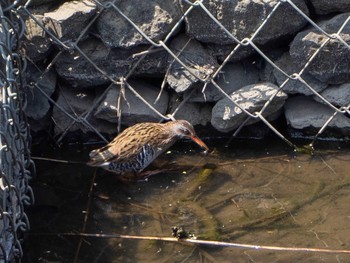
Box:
87;120;208;174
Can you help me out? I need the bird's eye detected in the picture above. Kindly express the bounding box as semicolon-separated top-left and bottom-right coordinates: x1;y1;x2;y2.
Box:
183;129;191;136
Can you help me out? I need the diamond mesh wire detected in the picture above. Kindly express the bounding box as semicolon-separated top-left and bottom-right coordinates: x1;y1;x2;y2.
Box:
16;0;350;149
0;1;35;262
2;0;348;261
2;0;349;260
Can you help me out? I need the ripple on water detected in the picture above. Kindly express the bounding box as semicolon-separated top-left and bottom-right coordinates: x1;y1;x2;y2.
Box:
26;140;350;262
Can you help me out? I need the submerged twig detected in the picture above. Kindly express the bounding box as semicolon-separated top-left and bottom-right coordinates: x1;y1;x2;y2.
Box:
318;154;337;175
214;155;291;167
32;156;85;164
26;232;350;254
73;168;98;262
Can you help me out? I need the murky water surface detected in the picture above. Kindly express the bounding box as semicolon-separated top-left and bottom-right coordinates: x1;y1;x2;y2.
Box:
24;139;350;262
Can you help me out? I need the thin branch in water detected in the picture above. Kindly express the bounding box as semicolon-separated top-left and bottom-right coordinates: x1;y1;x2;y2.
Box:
319;154;337;175
73;168;98;262
308;229;329;248
32;156;85;164
26;232;350;255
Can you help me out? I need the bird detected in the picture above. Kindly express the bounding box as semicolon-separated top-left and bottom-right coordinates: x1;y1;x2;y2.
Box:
87;120;209;175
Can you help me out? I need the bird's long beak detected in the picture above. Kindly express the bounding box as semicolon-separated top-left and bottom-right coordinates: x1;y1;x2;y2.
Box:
190;135;209;151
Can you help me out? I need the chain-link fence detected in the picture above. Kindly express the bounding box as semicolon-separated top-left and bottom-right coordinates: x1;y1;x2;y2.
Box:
1;0;350;260
0;1;35;262
15;0;350;149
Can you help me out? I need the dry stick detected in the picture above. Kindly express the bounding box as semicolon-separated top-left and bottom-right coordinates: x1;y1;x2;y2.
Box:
31;156;85;164
116;80;123;134
31;151;210;168
213;156;291;166
73;168;98;263
27;232;350;255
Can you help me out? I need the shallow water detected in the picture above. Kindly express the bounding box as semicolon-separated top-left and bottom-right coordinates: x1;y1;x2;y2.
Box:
24;139;350;262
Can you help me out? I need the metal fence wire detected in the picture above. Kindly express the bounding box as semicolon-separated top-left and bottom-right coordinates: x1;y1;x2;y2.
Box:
1;0;350;259
16;0;350;149
0;2;35;262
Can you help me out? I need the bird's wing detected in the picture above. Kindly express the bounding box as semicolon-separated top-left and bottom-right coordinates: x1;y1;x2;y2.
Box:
87;138;145;166
88;123;166;166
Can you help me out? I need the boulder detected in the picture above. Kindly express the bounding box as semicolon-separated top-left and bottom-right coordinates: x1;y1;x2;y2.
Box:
43;0;97;42
168;95;212;126
94;79;169;126
52;85;117;136
186;61;259;102
24;66;57;120
273;52;328;95
26;0;57;6
181;0;309;45
133;49;168;77
314;83;350;107
27;115;52;133
166;34;218;93
23;15;52;62
309;0;350;15
290;13;350;84
55;38;167;87
259;49;285;84
211;83;287;132
97;0;182;48
206;43;256;63
284;96;350;135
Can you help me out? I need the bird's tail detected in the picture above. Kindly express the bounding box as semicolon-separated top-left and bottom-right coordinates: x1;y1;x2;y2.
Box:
87;147;113;167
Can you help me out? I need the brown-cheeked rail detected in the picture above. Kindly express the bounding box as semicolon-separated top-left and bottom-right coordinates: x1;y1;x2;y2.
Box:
87;120;209;175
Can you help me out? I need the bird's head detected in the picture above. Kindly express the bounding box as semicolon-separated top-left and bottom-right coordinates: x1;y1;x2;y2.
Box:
170;120;209;151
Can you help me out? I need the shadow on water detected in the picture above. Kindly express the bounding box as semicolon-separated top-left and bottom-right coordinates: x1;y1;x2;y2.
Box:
23;138;350;262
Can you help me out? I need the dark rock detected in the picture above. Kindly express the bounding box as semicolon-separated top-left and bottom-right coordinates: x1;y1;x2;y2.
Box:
54;38;113;87
24;66;57;120
309;0;350;15
132;48;168;77
23;15;52;62
314;83;350;107
284;96;350;135
26;0;58;6
96;0;182;48
186;61;259;102
43;0;97;42
290;13;350;84
206;43;256;63
181;0;309;45
54;38;167;87
211;83;287;132
94;79;169;126
166;34;218;93
168;95;212;126
258;49;285;84
52;85;116;136
27;114;52;133
273;52;328;95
